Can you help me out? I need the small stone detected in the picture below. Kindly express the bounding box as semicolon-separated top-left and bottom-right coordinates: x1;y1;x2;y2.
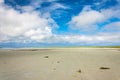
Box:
100;67;110;70
53;68;56;70
57;61;60;63
44;56;49;58
78;69;82;73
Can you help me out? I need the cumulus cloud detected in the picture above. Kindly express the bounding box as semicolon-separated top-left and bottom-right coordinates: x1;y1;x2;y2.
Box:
68;6;105;31
0;1;58;42
69;4;120;32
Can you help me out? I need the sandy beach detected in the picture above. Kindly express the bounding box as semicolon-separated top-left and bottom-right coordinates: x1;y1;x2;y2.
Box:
0;48;120;80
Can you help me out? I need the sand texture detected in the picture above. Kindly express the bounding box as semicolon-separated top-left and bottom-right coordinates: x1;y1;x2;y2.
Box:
0;48;120;80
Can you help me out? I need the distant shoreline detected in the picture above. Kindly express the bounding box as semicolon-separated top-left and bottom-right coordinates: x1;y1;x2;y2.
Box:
0;46;120;50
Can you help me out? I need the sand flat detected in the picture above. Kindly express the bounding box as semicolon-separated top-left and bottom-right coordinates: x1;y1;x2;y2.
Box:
0;48;120;80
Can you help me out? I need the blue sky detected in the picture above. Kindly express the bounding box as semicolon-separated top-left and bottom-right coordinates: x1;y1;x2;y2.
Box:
0;0;120;48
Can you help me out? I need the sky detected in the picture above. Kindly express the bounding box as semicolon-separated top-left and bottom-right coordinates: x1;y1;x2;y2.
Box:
0;0;120;48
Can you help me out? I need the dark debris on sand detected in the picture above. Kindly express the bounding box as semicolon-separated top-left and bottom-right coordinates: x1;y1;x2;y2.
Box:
44;56;49;58
57;61;60;63
31;49;38;51
78;69;82;73
53;68;56;70
100;67;110;70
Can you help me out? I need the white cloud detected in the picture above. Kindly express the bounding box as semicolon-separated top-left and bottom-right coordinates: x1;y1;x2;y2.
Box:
24;27;52;42
101;22;120;32
68;2;120;31
101;7;120;19
49;3;69;10
0;1;58;42
0;0;4;4
50;32;120;44
69;6;105;31
18;6;35;12
98;0;120;19
30;0;58;7
28;0;69;12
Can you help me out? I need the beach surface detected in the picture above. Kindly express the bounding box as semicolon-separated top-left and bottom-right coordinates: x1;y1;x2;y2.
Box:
0;48;120;80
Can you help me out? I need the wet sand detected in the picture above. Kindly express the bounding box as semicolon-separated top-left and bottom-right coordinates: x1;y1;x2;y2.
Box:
0;48;120;80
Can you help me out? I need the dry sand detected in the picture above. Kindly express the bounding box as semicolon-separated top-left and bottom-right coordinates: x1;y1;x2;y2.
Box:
0;48;120;80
